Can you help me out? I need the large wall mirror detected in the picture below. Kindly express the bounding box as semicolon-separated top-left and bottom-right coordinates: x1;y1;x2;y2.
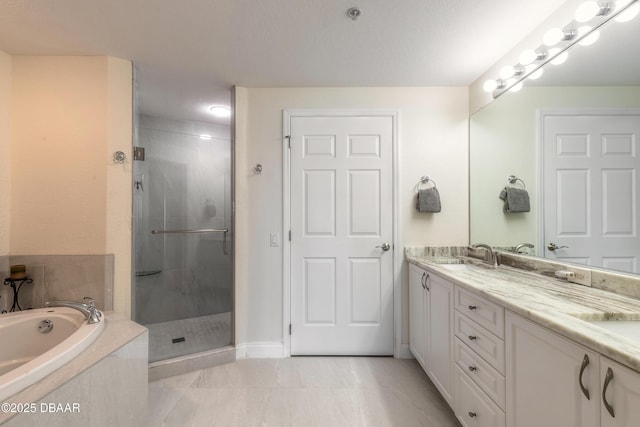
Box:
470;10;640;275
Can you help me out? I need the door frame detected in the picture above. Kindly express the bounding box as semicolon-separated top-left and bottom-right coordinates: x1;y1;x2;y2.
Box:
282;109;401;357
537;108;640;257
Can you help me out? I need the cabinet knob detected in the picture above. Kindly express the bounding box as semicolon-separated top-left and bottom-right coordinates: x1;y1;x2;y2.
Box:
468;366;478;372
468;411;477;418
468;335;478;341
468;305;477;310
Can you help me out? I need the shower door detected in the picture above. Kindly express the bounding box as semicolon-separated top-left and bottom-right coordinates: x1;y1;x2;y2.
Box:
133;117;232;363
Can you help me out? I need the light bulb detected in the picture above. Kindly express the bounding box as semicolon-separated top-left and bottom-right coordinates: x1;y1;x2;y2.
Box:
499;65;515;80
543;28;565;46
575;1;601;22
528;68;544;80
579;29;601;45
550;51;569;65
519;49;538;65
509;82;524;93
483;80;498;92
615;2;640;21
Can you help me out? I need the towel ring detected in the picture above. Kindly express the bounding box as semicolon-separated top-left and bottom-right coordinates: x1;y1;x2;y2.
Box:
414;176;438;193
507;175;526;189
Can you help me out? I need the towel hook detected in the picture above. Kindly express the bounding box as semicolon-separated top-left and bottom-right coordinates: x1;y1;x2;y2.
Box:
414;176;437;193
507;175;526;189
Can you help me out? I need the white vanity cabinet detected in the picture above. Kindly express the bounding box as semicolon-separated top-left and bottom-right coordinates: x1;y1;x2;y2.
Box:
454;287;506;427
600;356;640;427
409;263;428;368
408;263;454;405
505;311;599;427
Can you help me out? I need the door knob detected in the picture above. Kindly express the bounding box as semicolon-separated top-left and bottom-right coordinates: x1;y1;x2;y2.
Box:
376;243;391;251
547;242;569;252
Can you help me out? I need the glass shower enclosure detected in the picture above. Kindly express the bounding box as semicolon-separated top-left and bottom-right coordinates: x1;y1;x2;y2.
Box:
133;115;233;363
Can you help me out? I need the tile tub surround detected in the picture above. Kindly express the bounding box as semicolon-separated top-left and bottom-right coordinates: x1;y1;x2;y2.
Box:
0;254;114;312
406;250;640;373
0;313;148;426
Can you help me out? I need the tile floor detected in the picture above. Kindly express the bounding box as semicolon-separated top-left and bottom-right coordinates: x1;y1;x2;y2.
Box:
146;357;461;426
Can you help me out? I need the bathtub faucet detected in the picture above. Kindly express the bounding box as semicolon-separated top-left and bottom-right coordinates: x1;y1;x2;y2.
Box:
45;297;102;324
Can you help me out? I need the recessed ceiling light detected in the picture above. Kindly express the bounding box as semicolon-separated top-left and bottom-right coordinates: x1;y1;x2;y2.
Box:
200;134;212;140
209;105;231;118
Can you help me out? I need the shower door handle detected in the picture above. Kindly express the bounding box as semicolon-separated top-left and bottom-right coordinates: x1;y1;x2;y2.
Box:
151;228;230;255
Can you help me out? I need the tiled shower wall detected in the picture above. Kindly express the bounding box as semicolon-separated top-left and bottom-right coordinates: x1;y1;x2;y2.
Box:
0;254;113;312
134;115;232;325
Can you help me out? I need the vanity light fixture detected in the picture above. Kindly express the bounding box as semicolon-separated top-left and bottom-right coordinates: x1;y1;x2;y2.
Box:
484;0;638;98
615;1;640;21
575;1;613;22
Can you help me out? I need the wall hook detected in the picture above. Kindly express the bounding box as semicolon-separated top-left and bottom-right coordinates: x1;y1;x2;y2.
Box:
253;164;263;174
113;151;127;164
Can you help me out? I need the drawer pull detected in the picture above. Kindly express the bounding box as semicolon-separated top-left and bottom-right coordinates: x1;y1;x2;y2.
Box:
468;366;478;372
421;272;426;290
468;411;477;418
603;367;615;418
468;305;477;310
579;354;590;400
468;335;478;341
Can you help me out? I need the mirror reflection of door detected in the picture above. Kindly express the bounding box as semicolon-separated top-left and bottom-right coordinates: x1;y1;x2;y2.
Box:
542;110;640;274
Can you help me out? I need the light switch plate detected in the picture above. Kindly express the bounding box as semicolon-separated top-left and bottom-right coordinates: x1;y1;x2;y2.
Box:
270;233;280;247
567;265;592;287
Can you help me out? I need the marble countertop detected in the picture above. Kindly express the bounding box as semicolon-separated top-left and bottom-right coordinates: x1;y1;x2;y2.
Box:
406;254;640;372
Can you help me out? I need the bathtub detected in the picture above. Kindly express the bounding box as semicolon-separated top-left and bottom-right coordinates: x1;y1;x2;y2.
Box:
0;307;104;402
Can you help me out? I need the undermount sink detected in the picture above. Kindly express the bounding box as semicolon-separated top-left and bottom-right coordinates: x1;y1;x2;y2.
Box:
588;320;640;342
439;263;472;271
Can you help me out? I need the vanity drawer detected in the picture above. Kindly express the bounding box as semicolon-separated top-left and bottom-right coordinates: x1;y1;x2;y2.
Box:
455;311;505;373
454;337;505;410
455;287;504;339
455;365;505;427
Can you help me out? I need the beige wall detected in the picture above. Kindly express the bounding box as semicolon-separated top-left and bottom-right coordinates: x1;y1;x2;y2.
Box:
0;51;11;256
235;87;469;352
9;56;132;315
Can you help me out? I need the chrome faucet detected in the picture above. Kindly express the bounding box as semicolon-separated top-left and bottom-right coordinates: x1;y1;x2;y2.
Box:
470;243;498;267
45;297;102;324
514;243;534;254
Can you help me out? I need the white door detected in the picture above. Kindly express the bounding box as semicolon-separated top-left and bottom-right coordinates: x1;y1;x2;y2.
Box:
289;115;394;355
543;112;640;273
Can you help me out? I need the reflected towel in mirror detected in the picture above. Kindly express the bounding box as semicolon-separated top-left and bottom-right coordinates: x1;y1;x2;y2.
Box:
416;188;441;212
499;187;530;213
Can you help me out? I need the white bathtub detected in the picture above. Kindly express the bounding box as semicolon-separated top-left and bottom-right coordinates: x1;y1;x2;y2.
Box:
0;307;104;401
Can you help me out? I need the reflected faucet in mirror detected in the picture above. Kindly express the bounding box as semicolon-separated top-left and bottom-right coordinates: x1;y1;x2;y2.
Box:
514;243;534;254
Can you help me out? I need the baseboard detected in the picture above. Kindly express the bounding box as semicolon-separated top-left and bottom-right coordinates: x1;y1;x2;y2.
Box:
396;343;414;359
235;342;285;359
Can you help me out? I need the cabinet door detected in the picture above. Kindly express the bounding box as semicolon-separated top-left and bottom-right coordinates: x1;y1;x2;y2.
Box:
601;356;640;427
506;312;599;427
426;272;454;405
408;263;427;368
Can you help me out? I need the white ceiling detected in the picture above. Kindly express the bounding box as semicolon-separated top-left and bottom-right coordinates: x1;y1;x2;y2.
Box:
0;0;568;124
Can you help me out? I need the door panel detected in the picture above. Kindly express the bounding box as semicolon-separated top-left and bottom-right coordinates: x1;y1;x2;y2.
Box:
543;113;640;273
290;115;394;355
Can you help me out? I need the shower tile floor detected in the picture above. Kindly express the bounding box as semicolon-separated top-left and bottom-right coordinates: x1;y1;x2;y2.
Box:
146;357;460;426
146;312;232;363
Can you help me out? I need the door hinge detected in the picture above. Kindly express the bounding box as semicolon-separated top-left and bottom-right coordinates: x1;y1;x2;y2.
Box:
289;323;292;335
285;135;291;148
289;230;291;241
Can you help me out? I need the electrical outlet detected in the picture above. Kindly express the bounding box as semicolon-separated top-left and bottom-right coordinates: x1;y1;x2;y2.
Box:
567;265;592;287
